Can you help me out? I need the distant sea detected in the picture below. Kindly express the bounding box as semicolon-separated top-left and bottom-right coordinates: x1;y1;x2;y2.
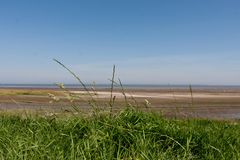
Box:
1;84;240;90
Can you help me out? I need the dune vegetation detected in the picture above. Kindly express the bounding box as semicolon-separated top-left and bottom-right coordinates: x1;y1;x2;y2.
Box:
0;108;239;159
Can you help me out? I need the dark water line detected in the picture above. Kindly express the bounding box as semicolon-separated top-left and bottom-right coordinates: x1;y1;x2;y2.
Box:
1;84;240;90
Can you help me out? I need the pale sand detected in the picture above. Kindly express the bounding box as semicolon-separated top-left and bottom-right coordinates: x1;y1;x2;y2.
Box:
70;91;240;99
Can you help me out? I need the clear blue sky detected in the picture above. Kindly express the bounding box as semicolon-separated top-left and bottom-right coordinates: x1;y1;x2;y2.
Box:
0;0;240;85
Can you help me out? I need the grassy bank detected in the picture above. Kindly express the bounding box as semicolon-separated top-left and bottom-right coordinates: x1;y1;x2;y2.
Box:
0;108;239;159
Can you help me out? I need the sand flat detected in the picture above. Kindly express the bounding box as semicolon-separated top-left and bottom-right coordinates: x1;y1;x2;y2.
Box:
0;88;240;119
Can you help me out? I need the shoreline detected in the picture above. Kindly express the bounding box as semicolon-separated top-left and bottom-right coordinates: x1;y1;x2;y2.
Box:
0;87;240;119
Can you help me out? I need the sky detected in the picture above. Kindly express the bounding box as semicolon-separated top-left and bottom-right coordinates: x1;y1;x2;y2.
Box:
0;0;240;85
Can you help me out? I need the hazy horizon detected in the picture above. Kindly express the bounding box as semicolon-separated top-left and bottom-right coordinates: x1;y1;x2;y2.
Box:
1;1;240;85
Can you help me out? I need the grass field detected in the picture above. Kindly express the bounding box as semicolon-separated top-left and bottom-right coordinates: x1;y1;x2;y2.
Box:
0;108;239;159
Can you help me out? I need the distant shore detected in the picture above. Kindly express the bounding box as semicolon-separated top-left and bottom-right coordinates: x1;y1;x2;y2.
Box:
1;84;240;90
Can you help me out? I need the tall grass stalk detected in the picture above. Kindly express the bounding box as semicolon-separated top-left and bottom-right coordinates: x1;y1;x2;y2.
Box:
53;59;100;113
109;65;116;115
189;84;194;106
189;84;196;117
118;78;128;106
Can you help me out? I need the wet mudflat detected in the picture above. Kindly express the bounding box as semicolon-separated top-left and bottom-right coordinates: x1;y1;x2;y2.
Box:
0;88;240;119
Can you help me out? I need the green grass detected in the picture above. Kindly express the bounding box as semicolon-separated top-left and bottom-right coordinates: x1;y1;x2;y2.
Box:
0;108;239;159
